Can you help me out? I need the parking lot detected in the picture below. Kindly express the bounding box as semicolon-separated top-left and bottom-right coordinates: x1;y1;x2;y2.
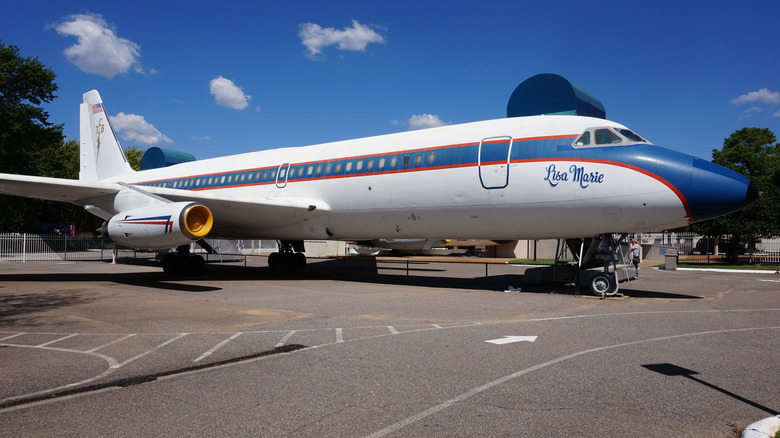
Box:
1;258;778;437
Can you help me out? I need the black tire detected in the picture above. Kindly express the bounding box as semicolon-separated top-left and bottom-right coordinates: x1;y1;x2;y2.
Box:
162;253;178;275
186;254;206;276
293;252;306;270
590;272;617;296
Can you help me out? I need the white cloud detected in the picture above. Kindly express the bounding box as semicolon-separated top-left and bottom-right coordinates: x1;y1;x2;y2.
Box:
209;76;251;110
299;20;385;59
738;106;763;120
53;13;145;79
775;109;780;118
110;112;172;147
731;88;780;105
407;114;448;130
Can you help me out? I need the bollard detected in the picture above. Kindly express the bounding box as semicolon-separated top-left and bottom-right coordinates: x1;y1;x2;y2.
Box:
665;247;678;270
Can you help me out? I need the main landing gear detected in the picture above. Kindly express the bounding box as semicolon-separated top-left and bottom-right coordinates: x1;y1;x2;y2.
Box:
524;233;625;297
569;233;623;297
267;240;307;271
161;245;206;276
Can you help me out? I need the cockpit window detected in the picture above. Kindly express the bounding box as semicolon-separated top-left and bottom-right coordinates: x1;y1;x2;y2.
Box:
572;126;652;148
573;131;590;146
616;128;647;143
595;129;621;145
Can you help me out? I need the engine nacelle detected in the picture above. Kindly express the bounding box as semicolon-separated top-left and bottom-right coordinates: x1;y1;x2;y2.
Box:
101;202;213;250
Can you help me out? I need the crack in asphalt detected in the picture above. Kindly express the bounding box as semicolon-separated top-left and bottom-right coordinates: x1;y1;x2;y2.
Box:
0;344;306;411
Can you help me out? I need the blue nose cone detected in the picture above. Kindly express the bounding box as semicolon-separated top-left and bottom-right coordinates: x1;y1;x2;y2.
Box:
688;158;756;223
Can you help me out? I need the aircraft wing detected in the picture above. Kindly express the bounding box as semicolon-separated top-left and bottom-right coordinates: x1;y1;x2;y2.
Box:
0;173;119;203
0;173;331;236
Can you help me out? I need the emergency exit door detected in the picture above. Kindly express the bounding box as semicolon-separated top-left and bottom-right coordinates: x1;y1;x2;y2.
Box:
478;136;512;189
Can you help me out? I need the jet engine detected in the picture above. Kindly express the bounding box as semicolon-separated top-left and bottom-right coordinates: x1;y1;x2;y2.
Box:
101;202;213;250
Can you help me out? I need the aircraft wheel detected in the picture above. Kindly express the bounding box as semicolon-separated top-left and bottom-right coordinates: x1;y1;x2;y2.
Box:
293;252;306;270
268;252;282;271
589;272;617;296
162;253;178;275
186;254;206;276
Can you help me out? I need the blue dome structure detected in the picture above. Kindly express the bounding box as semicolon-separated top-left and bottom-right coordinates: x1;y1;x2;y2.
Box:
140;147;196;170
507;74;605;119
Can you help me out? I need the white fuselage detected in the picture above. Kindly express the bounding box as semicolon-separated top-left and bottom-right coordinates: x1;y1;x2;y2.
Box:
101;115;690;241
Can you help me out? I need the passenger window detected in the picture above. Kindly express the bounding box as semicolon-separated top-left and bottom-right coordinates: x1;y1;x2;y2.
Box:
307;166;313;176
403;156;410;166
325;163;332;174
414;154;422;166
367;160;374;170
574;131;590;146
335;162;342;173
390;157;397;167
379;158;386;168
315;165;322;175
427;152;435;164
346;162;353;172
595;129;622;145
356;161;363;171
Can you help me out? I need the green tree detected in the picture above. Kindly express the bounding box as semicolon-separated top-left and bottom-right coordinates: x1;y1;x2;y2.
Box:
695;127;780;261
0;41;95;233
0;40;62;175
124;145;144;171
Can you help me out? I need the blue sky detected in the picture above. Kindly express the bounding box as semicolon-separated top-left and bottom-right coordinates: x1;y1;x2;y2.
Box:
2;0;779;161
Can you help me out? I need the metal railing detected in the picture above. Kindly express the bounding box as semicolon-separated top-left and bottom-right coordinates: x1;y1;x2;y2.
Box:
644;232;780;266
0;233;120;262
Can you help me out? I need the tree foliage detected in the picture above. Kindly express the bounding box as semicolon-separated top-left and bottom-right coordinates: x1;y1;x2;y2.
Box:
0;40;93;232
124;145;144;171
0;40;63;175
693;127;780;260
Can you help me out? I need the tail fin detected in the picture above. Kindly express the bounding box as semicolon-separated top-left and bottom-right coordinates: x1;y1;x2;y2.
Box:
79;90;134;181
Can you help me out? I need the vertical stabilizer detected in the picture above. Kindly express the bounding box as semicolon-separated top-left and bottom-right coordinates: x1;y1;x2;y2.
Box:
79;90;134;181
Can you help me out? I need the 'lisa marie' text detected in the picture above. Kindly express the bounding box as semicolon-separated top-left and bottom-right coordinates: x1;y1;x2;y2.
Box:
544;163;605;189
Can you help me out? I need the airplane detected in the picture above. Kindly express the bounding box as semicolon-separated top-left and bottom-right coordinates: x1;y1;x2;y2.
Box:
0;77;757;295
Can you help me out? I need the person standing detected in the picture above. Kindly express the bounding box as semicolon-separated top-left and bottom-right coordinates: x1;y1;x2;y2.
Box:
629;239;641;278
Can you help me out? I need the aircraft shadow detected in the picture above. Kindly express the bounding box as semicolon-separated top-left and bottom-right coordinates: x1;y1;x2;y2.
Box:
0;258;703;300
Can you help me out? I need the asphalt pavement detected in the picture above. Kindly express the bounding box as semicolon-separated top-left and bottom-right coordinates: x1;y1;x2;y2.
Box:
0;258;778;437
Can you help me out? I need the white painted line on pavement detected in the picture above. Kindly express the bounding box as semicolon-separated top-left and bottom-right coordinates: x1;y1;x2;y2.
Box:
364;326;780;438
36;333;78;347
86;334;137;353
113;333;189;369
194;332;243;362
0;333;26;341
274;330;297;347
335;328;344;343
485;336;538;345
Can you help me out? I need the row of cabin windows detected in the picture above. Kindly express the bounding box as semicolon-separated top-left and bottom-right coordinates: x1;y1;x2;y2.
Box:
145;151;437;189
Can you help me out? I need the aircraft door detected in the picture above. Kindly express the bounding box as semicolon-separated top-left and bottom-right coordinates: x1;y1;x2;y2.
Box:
276;163;290;188
478;136;512;189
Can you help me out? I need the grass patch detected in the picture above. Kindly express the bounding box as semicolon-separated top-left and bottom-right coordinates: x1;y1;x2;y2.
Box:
507;259;572;265
666;263;780;271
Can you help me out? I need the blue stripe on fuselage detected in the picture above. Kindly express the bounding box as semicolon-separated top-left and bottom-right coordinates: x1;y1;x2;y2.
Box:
133;135;749;224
